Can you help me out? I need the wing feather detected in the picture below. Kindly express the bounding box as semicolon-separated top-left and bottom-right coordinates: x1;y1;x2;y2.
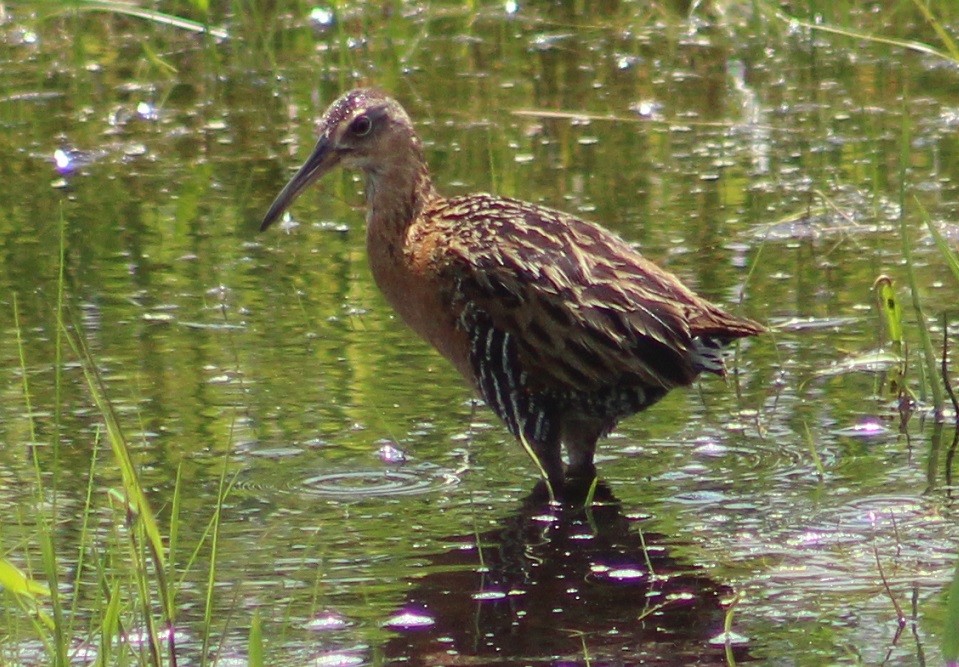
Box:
424;194;756;393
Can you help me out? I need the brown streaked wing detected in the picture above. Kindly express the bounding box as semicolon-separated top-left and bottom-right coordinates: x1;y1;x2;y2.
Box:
427;194;709;393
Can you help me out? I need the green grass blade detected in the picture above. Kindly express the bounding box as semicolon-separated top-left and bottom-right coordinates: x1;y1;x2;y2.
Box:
583;475;600;509
249;609;264;667
874;275;905;353
802;422;825;480
909;0;959;61
201;430;240;666
65;328;167;576
873;275;908;400
65;323;179;664
0;558;51;599
100;580;123;666
37;532;65;667
923;213;959;288
12;293;38;470
763;3;958;64
15;289;66;662
169;462;184;573
126;517;163;667
899;94;945;418
54;0;228;39
0;558;56;646
944;552;959;663
723;592;742;667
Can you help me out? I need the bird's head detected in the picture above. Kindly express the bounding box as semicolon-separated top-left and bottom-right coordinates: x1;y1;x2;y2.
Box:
260;88;418;231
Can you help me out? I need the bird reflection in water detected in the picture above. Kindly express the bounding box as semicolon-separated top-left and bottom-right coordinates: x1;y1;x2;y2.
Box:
382;482;750;666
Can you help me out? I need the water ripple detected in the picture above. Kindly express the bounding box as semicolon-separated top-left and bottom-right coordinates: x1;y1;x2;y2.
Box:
301;467;459;498
740;494;955;594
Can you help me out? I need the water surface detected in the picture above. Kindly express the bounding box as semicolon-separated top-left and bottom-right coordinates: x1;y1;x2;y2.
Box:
1;2;957;665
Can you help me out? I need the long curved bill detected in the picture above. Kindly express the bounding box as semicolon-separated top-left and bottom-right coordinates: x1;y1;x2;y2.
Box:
260;136;337;231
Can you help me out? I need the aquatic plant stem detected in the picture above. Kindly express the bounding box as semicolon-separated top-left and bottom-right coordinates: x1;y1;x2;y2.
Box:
898;88;945;419
57;1;228;39
14;293;65;663
68;324;177;665
902;197;946;419
943;317;959;421
908;0;959;60
763;2;958;64
945;545;959;663
723;591;742;667
802;422;825;480
200;417;240;667
874;545;906;626
249;609;264;667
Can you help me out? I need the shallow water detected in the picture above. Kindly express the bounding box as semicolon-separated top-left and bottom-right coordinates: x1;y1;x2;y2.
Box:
1;2;958;665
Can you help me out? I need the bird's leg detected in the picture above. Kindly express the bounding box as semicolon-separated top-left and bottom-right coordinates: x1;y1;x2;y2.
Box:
517;429;564;502
561;417;605;484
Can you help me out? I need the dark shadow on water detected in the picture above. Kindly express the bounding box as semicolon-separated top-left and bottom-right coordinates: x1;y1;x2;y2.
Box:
382;481;750;666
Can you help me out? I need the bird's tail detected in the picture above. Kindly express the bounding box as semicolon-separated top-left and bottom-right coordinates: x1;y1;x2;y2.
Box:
689;308;764;376
691;335;736;376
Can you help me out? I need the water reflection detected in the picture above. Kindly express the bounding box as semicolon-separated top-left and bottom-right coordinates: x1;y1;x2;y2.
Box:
383;482;747;666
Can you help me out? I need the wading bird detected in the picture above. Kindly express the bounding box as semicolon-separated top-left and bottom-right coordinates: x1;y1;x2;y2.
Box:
260;88;763;499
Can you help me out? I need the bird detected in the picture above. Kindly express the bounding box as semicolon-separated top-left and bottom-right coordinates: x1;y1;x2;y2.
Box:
260;88;763;500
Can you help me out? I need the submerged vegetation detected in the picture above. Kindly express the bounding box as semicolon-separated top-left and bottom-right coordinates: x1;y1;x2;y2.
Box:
1;0;958;665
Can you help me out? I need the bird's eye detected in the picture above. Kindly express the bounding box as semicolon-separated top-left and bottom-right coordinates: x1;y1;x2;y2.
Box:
350;115;373;137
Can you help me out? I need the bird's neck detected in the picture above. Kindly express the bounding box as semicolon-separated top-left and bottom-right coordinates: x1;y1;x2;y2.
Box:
362;141;441;332
363;143;439;245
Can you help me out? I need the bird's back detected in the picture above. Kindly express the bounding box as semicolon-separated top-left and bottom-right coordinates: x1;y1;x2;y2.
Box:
413;193;762;400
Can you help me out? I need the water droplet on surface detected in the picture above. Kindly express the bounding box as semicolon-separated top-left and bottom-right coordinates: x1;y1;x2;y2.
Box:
605;567;646;581
471;590;507;601
52;146;103;174
124;143;148;157
305;611;351;631
136;101;158;120
251;447;303;459
668;490;726;505
832;420;889;438
708;630;750;646
142;312;175;323
692;438;728;457
376;440;406;464
277;211;300;233
308;652;365;667
680;462;709;475
309;7;336;28
632;100;662;118
384;608;435;629
54;148;72;172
